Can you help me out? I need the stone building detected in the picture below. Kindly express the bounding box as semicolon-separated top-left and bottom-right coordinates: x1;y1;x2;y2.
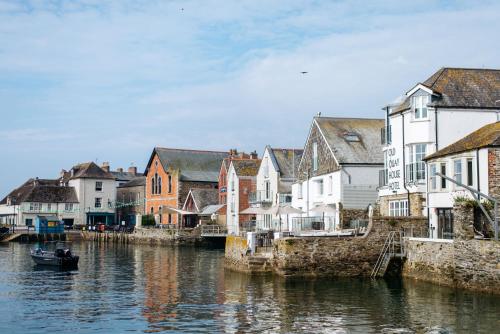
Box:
291;116;384;231
423;121;500;239
379;67;500;218
116;176;146;226
254;146;303;230
0;178;79;228
144;147;228;227
226;158;261;235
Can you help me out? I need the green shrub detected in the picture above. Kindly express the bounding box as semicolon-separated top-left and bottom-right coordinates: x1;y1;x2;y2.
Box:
454;196;494;211
141;214;156;227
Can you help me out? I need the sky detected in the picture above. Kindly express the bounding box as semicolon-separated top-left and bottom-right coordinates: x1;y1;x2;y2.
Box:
1;0;500;197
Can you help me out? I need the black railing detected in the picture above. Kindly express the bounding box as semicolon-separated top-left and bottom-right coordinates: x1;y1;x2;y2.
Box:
406;162;426;182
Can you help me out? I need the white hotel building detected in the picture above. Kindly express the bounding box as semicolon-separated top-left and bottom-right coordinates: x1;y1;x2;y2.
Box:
378;68;500;221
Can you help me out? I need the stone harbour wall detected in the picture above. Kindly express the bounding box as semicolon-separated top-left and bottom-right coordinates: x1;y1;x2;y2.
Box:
81;227;201;246
272;216;427;277
224;235;272;274
403;203;500;295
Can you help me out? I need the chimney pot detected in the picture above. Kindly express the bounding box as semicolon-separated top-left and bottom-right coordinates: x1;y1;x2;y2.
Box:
116;167;123;173
101;162;110;172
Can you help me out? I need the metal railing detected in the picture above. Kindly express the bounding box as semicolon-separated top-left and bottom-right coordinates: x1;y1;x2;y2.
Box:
371;231;404;278
291;216;325;232
406;162;426;182
201;225;227;236
249;190;273;204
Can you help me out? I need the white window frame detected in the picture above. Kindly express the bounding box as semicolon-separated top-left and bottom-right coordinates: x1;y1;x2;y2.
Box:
297;183;303;199
65;203;73;211
466;158;474;187
312;142;318;171
453;159;462;186
317;179;324;196
429;164;437;190
95;197;102;208
413;95;429;120
389;200;409;217
328;175;333;195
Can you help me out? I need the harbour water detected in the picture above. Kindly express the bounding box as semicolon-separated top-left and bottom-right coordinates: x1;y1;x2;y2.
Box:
0;242;498;333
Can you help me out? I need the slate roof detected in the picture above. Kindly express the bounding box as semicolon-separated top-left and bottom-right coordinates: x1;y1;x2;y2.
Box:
118;176;146;188
269;147;303;180
0;178;78;205
187;188;219;212
424;121;500;160
111;171;143;182
391;68;500;114
231;159;261;177
147;148;228;183
70;162;115;180
314;117;384;164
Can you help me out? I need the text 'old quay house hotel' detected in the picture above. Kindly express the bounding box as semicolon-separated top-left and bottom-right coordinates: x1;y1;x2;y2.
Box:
378;68;500;236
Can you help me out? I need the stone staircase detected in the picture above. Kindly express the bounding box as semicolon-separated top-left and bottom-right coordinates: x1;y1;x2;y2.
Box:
247;255;272;272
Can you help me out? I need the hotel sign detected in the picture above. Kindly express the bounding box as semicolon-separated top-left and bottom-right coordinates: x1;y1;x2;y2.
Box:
387;147;401;191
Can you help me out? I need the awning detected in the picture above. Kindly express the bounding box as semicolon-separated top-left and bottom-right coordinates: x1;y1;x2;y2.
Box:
199;204;225;216
240;206;270;214
309;203;337;213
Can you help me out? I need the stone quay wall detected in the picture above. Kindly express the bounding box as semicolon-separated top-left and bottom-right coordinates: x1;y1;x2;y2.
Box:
272;216;427;277
224;235;272;274
403;204;500;295
81;227;201;246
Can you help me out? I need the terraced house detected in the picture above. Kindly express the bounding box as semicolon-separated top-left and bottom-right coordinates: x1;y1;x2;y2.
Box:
378;67;500;218
144;148;228;227
253;146;303;231
291;116;384;233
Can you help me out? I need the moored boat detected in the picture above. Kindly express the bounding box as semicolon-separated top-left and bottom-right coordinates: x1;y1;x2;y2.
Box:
30;247;79;268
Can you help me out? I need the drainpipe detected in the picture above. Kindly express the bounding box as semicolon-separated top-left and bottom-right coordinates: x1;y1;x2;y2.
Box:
402;113;411;215
434;108;439;151
476;149;481;202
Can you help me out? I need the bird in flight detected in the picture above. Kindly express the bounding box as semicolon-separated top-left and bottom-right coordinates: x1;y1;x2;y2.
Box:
301;71;308;74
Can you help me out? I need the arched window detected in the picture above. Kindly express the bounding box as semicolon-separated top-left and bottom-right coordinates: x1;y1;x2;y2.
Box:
158;176;162;194
154;173;159;194
150;207;154;214
168;175;172;193
151;177;155;194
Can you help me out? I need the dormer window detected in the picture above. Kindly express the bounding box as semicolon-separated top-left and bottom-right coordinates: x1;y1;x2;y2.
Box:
344;132;360;142
413;95;429;119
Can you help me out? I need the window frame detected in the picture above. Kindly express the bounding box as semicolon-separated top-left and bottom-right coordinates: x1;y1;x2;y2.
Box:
95;197;102;208
453;159;462;185
312;142;318;171
413;95;429;120
467;158;474;187
95;181;103;192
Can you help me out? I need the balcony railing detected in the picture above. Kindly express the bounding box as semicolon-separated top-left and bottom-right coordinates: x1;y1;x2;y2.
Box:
291;216;325;232
379;169;388;187
381;126;392;145
249;190;273;204
278;193;292;204
406;162;426;183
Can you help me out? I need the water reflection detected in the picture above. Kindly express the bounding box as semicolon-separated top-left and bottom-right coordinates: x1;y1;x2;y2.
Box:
0;242;498;334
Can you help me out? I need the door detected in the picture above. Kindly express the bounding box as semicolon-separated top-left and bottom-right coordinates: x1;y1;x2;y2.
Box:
437;208;453;239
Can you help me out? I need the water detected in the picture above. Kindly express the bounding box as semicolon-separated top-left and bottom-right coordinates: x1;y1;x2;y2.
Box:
0;242;498;334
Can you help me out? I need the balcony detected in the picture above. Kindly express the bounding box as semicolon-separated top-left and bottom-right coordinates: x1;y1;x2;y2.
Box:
380;125;392;145
291;216;325;232
278;193;292;204
405;162;426;183
249;190;273;204
379;169;388;187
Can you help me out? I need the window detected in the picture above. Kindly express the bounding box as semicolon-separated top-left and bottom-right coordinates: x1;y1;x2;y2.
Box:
265;181;271;200
231;178;235;192
312;142;318;171
317;179;324;195
30;203;41;211
454;159;462;185
407;144;426;181
264;158;269;178
298;183;303;199
389;200;409;216
329;175;333;194
168;214;172;224
344;132;360;142
95;181;103;191
413;95;429;119
95;197;102;208
440;163;447;189
429;164;437;190
65;203;73;211
467;158;473;186
151;177;155;194
158;176;162;194
168;175;172;193
25;218;33;227
150;207;154;215
231;197;235;213
47;203;52;211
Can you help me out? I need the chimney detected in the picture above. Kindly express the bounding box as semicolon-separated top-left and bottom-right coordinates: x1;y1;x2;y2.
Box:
101;162;110;172
33;177;39;186
60;169;67;178
250;151;258;159
128;166;137;175
116;167;123;173
229;148;238;156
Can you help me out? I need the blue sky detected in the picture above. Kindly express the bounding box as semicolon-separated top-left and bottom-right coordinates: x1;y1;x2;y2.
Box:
1;0;500;197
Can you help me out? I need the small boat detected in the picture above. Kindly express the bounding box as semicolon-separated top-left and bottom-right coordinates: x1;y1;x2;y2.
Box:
30;246;79;268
